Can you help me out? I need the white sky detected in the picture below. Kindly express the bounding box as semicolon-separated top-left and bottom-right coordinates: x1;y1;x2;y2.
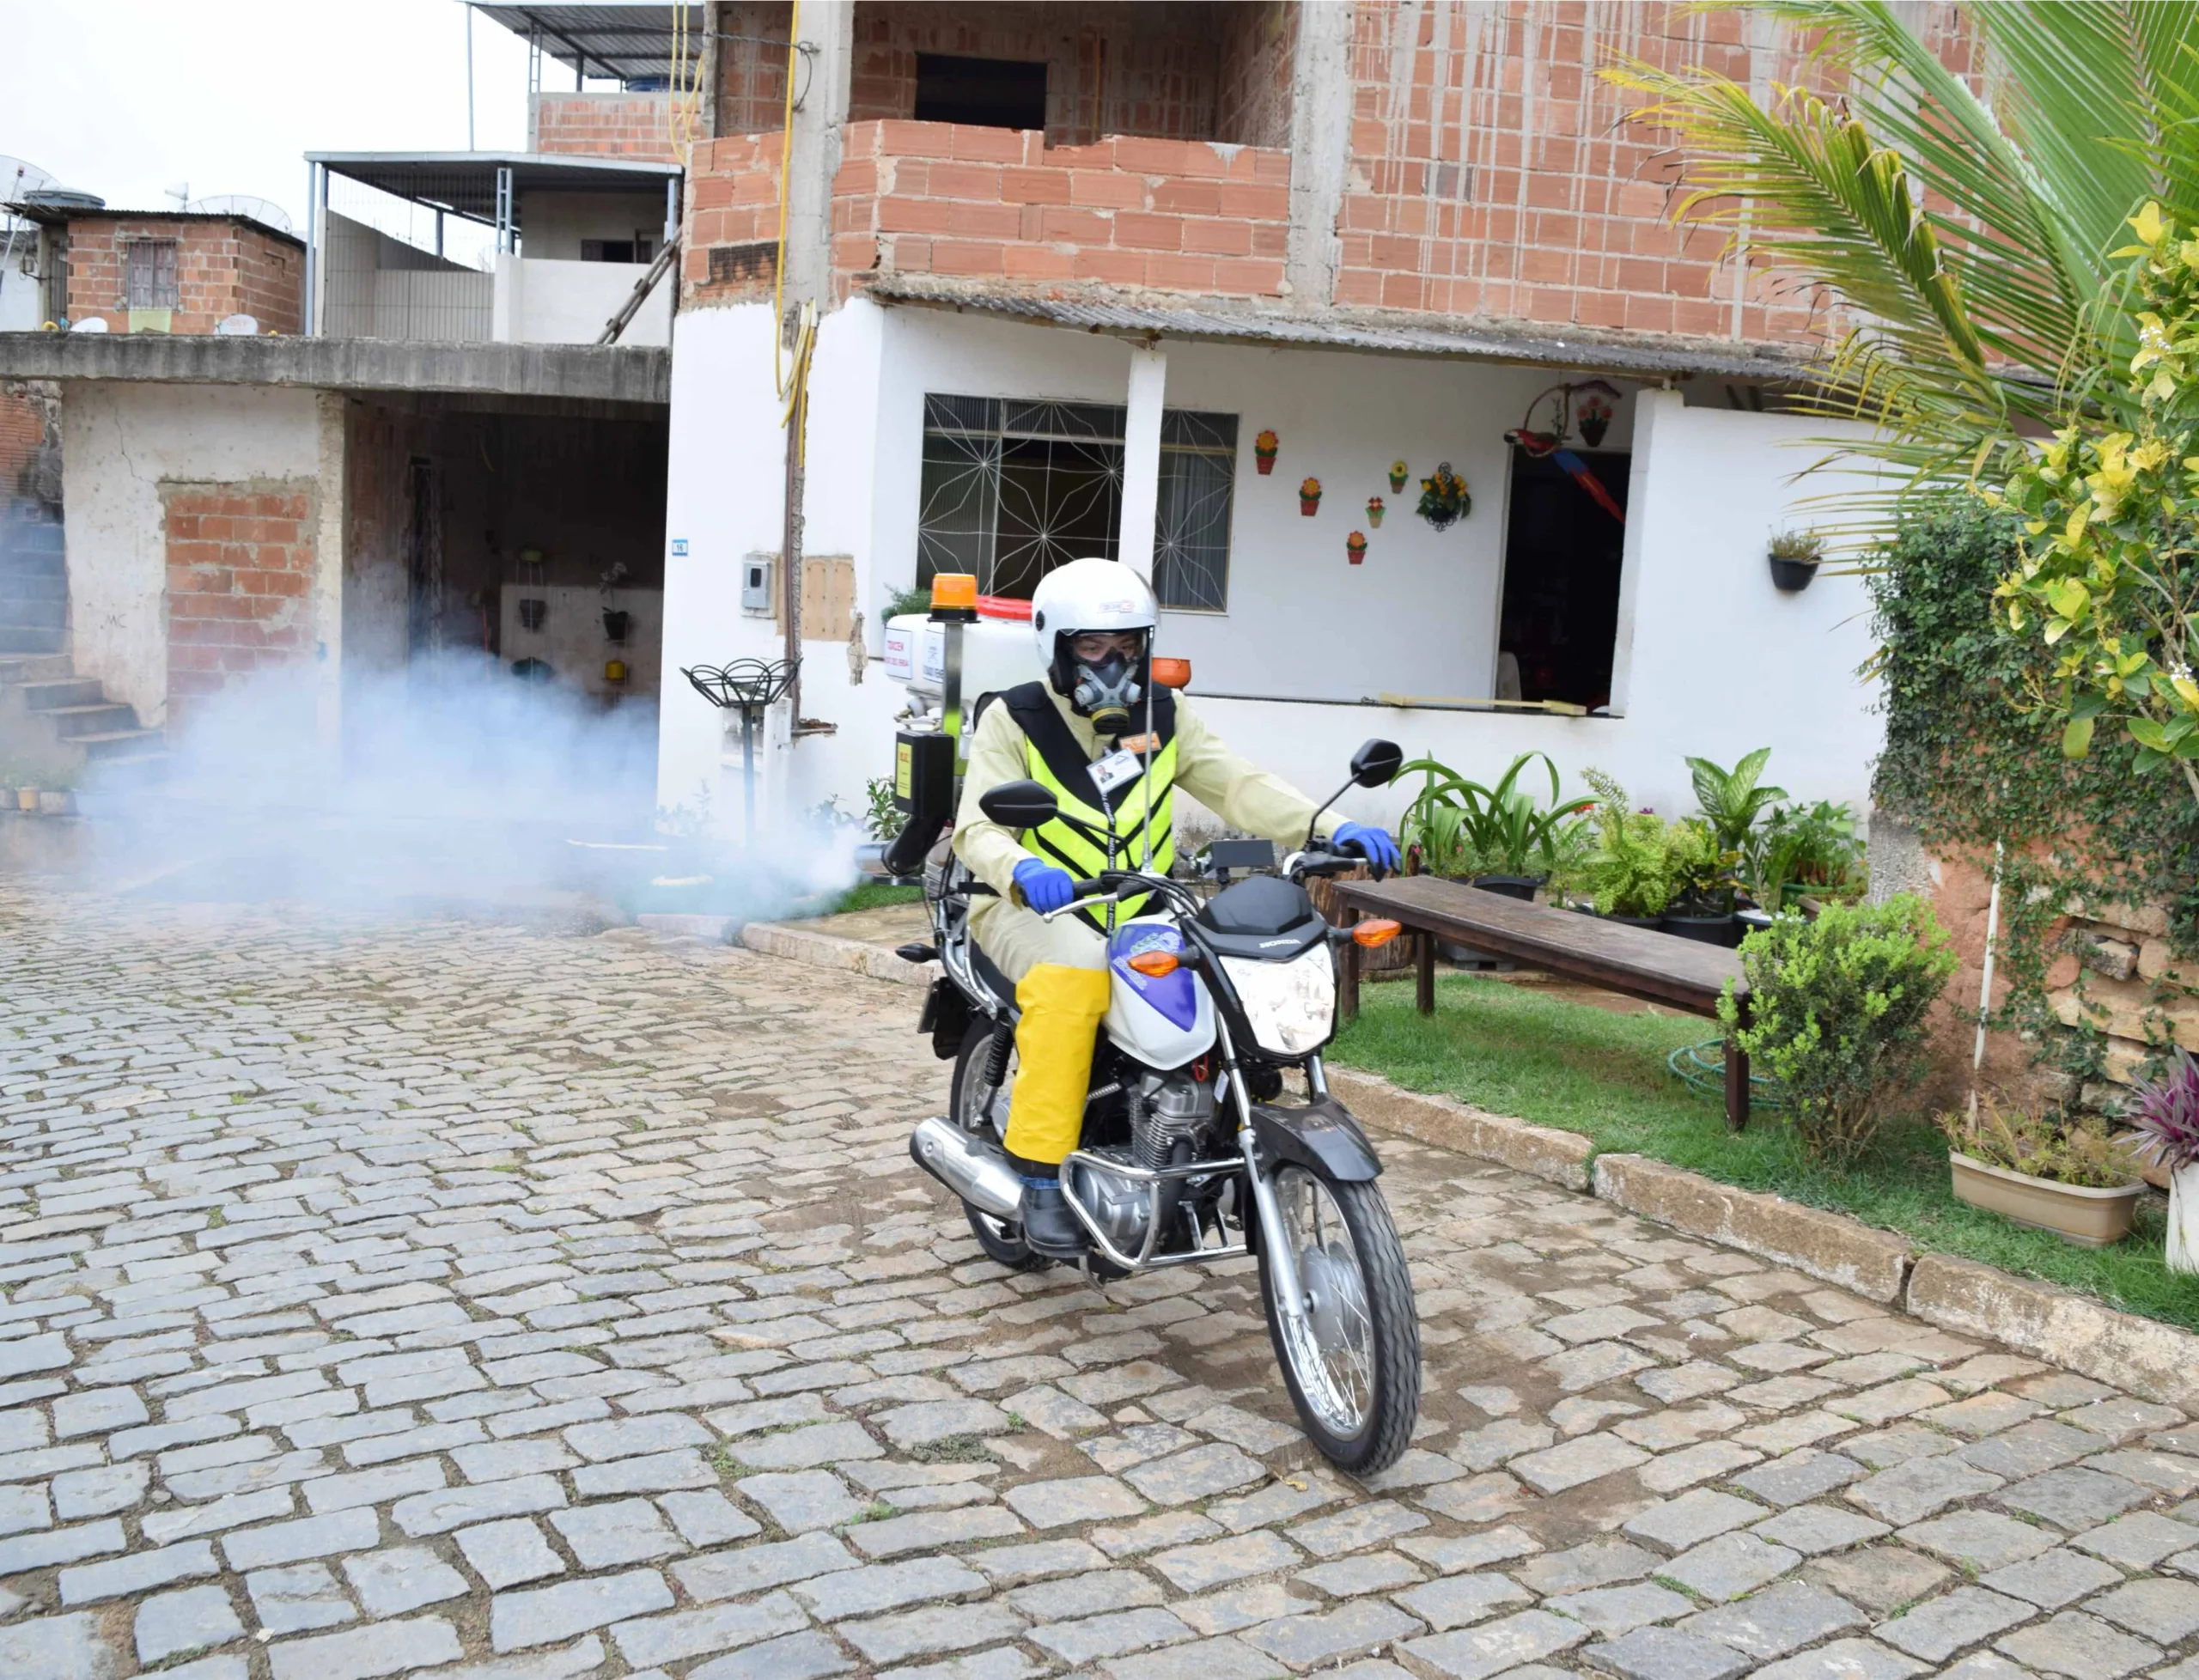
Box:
3;1;561;237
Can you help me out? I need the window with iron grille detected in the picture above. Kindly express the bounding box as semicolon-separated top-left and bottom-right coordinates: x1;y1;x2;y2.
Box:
125;240;180;309
916;395;1238;611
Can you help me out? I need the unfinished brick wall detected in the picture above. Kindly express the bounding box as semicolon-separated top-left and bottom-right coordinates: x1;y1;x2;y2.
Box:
0;387;50;504
532;92;682;162
162;484;317;730
681;133;785;306
64;216;303;335
1330;0;1932;337
830;119;1290;295
1215;0;1297;152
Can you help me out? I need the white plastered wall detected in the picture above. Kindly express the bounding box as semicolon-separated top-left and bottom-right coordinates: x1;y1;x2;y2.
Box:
62;381;327;731
658;303;1882;837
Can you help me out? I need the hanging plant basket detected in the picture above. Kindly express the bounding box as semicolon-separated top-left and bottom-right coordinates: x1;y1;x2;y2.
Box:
602;608;631;643
1416;462;1470;531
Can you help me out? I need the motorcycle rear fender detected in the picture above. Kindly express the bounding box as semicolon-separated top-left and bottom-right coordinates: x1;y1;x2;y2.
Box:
918;977;971;1060
1248;1096;1382;1183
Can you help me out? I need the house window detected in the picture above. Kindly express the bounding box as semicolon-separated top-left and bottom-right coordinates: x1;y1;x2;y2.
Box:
1495;446;1631;711
125;240;180;309
582;237;655;263
913;52;1047;131
916;394;1239;611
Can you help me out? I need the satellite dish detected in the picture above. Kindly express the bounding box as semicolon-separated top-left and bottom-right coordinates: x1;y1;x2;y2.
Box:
1;156;60;229
186;195;294;234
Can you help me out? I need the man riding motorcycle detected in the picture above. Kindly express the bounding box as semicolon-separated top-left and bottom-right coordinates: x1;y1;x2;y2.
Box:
952;556;1401;1258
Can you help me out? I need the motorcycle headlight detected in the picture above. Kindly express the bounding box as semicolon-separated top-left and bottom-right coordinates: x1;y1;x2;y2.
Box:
1218;946;1336;1057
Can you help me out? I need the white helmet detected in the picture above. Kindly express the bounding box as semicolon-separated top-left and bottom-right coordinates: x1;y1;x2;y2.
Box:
1030;557;1158;734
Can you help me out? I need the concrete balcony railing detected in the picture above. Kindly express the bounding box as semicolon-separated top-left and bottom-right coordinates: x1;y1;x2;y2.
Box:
683;119;1292;305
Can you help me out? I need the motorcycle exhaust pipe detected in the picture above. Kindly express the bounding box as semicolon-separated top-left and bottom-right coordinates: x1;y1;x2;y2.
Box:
909;1117;1021;1220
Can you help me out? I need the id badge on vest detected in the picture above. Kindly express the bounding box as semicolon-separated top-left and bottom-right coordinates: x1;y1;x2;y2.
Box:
1088;748;1143;798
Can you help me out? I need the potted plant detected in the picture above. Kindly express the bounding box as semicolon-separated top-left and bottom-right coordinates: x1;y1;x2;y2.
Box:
2129;1049;2199;1271
1579;769;1675;924
1577;389;1614;447
1346;530;1368;565
1254;430;1279;474
1687;747;1786;859
1399;752;1593;898
1366;495;1386;528
1749;799;1863;910
1937;1100;2148;1247
1388;460;1409;493
1769;528;1824;591
1299;477;1323;515
1661;819;1743;945
1721;896;1957;1161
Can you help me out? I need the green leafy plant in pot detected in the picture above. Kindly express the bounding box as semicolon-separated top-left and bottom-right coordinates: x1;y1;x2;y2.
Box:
1936;1099;2147;1248
1660;818;1743;945
1721;895;1955;1163
1750;799;1864;910
1398;751;1592;898
1577;769;1676;922
1768;528;1824;591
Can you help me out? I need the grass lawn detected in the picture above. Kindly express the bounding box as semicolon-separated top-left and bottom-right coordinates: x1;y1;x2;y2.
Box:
813;880;925;916
1332;971;2199;1333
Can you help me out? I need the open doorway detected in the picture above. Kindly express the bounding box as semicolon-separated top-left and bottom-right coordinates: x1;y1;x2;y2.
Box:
1495;447;1629;711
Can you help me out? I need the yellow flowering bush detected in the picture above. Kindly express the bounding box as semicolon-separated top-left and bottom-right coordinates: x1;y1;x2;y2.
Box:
1987;203;2199;800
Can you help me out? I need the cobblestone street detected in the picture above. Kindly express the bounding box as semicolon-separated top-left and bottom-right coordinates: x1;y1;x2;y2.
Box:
3;882;2199;1680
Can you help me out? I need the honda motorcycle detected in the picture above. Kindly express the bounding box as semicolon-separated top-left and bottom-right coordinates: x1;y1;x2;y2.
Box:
895;740;1422;1473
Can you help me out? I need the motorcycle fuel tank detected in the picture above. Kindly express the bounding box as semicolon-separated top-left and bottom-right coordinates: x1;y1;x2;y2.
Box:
1103;919;1217;1068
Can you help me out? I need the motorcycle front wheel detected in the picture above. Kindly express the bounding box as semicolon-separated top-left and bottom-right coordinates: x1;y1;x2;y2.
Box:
1257;1162;1420;1474
949;1020;1048;1273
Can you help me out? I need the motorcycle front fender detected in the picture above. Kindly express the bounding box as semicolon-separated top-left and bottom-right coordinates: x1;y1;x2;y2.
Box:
1248;1096;1382;1183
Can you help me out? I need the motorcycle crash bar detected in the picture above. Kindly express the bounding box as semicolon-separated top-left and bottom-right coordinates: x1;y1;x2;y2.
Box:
908;1117;1022;1220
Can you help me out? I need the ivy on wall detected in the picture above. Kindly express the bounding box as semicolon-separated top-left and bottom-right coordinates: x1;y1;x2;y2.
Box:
1868;496;2199;1083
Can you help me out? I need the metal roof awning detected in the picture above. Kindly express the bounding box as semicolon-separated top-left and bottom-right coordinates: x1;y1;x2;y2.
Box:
863;276;1823;384
306;151;680;228
474;4;704;84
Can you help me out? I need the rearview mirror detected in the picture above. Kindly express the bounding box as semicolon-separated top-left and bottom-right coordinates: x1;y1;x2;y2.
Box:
1350;739;1404;788
978;779;1059;830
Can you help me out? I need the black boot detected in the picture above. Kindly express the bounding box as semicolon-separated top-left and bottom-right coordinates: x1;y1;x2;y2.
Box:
1018;1175;1088;1258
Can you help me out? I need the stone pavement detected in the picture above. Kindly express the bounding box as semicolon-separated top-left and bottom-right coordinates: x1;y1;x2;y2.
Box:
2;881;2198;1680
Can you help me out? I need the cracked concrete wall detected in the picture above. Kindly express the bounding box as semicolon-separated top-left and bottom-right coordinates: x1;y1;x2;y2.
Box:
62;382;323;728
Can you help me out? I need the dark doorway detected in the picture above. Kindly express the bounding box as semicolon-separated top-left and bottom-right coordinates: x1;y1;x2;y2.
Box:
406;457;444;659
1495;447;1629;711
914;52;1048;130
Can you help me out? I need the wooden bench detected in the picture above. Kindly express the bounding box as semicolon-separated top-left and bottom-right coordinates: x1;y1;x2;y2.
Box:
1331;875;1756;1130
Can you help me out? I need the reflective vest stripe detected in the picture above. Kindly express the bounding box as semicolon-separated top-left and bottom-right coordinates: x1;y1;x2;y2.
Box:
1021;735;1178;928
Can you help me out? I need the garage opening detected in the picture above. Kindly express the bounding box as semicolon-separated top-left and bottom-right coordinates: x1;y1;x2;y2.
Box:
1495;447;1629;713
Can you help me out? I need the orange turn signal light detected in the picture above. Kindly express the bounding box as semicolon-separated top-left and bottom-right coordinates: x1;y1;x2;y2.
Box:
929;572;978;611
1126;950;1180;977
1150;656;1191;690
1352;919;1402;948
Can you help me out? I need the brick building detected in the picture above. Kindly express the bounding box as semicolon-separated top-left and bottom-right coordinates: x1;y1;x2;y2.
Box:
649;0;1917;843
15;204;304;336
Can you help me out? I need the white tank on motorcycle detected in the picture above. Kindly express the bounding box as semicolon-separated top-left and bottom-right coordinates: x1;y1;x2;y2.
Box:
1101;918;1217;1067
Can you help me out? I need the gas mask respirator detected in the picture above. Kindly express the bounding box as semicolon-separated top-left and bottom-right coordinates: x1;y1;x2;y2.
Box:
1069;652;1143;738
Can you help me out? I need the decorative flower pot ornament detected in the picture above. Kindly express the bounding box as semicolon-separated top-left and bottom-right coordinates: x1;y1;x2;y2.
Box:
1388;460;1409;493
1346;530;1368;565
1416;462;1470;531
1577;391;1614;447
1254;429;1279;475
1365;496;1386;528
1299;477;1323;516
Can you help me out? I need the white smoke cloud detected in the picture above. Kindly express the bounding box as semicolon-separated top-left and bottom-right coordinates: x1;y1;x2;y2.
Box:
70;652;858;927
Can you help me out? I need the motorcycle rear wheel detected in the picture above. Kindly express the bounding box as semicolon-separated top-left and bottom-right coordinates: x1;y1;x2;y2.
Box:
1257;1163;1419;1474
950;1020;1048;1273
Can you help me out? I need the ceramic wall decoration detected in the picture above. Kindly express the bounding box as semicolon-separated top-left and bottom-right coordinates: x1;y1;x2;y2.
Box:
1577;391;1614;447
1366;496;1385;528
1299;477;1322;515
1416;462;1470;531
1254;430;1279;475
1346;530;1368;565
1387;460;1409;493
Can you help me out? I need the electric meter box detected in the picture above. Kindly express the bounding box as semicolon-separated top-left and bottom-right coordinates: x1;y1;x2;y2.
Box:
892;729;954;817
740;554;774;617
880;613;1031;703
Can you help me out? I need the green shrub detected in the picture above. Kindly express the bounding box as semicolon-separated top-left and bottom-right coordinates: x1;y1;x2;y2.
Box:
1720;895;1958;1162
1581;770;1676;916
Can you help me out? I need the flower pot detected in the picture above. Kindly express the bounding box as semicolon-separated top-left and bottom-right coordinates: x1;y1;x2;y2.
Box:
1301;497;1321;516
1579;415;1611;447
1471;874;1543;902
1367;504;1385;527
1948;1151;2146;1248
602;608;631;643
1388;463;1409;493
1770;555;1820;592
1661;911;1740;947
518;598;547;631
1255;454;1276;475
2172;1164;2199;1274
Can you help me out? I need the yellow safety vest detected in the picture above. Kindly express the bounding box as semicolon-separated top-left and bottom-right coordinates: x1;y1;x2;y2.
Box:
1001;682;1177;930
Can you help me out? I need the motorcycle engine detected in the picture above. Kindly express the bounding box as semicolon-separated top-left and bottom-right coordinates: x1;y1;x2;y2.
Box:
1130;1072;1215;1169
1065;1147;1153;1257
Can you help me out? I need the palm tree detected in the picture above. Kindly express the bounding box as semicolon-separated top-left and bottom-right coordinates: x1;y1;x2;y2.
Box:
1611;1;2199;516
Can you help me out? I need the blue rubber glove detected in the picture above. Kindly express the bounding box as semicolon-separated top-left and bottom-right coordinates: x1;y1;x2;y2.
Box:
1013;856;1076;914
1332;821;1401;873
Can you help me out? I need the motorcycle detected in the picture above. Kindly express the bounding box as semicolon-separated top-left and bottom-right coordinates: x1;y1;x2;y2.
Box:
898;739;1422;1473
